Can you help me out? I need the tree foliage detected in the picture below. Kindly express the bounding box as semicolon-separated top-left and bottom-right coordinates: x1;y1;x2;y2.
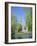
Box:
11;14;16;32
26;12;32;31
16;23;22;32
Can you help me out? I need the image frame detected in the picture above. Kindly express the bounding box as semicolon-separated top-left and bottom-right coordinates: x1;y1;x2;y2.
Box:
5;2;36;44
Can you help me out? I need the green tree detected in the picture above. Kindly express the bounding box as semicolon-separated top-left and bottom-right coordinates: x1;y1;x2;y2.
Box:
26;12;32;31
11;14;17;39
11;14;17;32
23;8;32;31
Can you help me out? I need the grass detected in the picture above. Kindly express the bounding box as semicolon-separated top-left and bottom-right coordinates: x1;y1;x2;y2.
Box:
15;31;32;39
15;31;32;34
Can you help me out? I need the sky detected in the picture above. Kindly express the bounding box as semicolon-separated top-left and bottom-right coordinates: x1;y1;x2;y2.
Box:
11;7;32;25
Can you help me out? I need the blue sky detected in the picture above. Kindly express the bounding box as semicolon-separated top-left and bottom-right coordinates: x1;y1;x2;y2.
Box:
11;7;32;25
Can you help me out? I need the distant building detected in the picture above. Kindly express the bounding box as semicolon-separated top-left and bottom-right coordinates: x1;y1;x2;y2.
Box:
21;24;28;32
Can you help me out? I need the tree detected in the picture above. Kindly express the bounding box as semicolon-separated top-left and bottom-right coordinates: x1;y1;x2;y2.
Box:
11;14;17;32
11;14;17;39
23;8;32;31
26;12;32;31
